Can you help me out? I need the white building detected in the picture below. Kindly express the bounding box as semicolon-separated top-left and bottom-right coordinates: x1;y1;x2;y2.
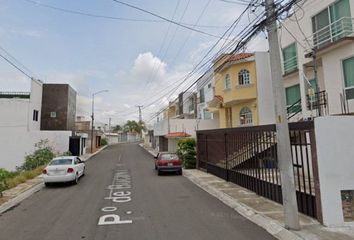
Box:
279;0;354;120
196;70;216;121
0;79;71;170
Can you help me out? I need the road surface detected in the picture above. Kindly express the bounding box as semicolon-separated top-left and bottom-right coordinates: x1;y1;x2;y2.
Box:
0;143;275;240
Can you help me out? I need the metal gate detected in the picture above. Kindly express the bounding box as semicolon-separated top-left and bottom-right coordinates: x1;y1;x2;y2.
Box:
197;121;320;219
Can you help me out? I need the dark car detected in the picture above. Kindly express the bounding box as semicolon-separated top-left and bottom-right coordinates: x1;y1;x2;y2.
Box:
154;152;183;176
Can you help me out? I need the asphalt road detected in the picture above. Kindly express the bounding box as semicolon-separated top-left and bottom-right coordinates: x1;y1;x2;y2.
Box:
0;143;276;240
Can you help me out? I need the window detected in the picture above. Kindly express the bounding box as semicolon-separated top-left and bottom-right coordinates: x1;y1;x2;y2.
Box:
282;43;298;74
33;110;39;121
286;84;301;113
312;0;352;48
199;89;205;103
49;159;73;165
203;109;212;120
208;83;212;89
160;153;178;161
224;74;231;90
238;69;251;85
343;57;354;100
240;107;252;125
286;84;301;106
50;112;56;118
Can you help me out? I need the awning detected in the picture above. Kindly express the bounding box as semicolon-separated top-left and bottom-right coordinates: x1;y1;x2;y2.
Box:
208;95;224;108
165;132;191;139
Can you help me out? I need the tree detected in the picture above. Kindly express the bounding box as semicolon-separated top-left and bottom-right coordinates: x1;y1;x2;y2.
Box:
176;138;196;169
113;124;122;132
123;120;146;134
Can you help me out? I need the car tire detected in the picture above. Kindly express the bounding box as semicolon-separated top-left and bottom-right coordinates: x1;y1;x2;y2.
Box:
82;167;85;176
157;170;162;176
154;165;157;170
178;169;183;175
74;173;79;184
44;182;50;187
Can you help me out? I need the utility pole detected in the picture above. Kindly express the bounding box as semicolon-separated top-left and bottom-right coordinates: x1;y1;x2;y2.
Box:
265;0;300;230
108;117;111;134
136;105;143;123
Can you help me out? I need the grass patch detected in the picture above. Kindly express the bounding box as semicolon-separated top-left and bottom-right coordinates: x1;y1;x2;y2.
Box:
1;166;44;193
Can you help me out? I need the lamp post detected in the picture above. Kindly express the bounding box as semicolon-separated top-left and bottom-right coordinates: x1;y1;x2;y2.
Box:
91;90;108;153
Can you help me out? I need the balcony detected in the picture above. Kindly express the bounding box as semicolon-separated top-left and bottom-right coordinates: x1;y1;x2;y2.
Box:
305;17;354;51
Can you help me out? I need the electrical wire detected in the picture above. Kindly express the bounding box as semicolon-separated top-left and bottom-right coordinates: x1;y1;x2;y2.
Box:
145;0;301;122
0;52;32;79
111;0;229;39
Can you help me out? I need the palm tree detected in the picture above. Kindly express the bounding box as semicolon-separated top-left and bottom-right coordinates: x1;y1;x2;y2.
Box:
123;120;146;134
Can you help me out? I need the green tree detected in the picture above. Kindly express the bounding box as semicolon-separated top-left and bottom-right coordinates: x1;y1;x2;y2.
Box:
176;138;196;169
123;120;146;134
113;124;122;132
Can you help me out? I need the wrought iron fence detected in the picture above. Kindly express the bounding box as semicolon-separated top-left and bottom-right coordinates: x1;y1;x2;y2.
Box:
197;121;319;219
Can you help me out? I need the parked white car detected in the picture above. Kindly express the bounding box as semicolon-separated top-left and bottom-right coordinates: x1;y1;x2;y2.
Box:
42;156;85;186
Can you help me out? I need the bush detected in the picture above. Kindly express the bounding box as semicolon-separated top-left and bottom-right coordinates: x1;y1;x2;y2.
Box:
62;151;72;156
20;139;55;171
0;168;16;195
101;138;108;146
176;138;197;169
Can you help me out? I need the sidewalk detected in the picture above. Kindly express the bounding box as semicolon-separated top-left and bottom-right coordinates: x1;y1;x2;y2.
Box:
139;144;354;240
0;145;108;214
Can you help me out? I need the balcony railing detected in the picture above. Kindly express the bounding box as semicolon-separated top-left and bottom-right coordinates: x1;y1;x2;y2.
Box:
0;91;30;99
283;55;298;74
305;17;354;50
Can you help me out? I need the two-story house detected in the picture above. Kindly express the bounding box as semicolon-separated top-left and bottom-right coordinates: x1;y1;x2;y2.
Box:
196;70;216;121
208;52;275;128
279;0;354;120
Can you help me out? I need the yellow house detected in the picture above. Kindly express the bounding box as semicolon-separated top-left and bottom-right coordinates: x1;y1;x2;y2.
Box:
209;52;275;128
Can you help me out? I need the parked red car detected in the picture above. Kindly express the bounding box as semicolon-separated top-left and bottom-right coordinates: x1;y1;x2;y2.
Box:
154;152;183;176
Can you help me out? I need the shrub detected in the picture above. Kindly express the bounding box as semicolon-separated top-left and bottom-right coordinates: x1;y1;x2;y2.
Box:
176;138;197;169
62;151;72;156
101;138;108;146
20;139;55;171
0;168;15;196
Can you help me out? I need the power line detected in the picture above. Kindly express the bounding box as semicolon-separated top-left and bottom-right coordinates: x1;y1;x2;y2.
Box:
146;0;301;123
21;0;229;29
0;52;32;79
111;0;229;39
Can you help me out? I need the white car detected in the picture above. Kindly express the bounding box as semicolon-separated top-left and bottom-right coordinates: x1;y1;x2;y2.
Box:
43;156;85;186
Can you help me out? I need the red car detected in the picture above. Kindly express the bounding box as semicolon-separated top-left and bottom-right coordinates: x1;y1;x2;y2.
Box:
154;152;183;176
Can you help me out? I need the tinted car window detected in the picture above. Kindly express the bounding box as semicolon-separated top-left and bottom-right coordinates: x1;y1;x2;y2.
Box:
49;159;73;165
160;154;178;161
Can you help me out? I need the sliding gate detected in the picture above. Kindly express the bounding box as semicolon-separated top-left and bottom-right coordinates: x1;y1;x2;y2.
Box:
197;122;320;219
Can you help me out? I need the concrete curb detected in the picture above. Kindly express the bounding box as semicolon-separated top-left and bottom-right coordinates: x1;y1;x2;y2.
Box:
138;144;158;157
82;145;108;162
183;172;304;240
0;182;44;215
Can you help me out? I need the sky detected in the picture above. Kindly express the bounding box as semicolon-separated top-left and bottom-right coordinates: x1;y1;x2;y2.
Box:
0;0;268;127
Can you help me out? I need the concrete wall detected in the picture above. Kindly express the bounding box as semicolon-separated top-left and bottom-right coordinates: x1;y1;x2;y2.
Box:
321;45;354;114
0;129;71;170
29;79;42;131
314;116;354;226
0;79;42;131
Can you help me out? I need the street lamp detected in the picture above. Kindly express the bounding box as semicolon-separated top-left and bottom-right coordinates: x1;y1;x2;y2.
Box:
91;90;109;153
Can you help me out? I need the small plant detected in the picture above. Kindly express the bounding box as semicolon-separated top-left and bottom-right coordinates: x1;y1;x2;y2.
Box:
20;139;55;171
176;138;197;169
101;138;108;146
62;151;72;156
